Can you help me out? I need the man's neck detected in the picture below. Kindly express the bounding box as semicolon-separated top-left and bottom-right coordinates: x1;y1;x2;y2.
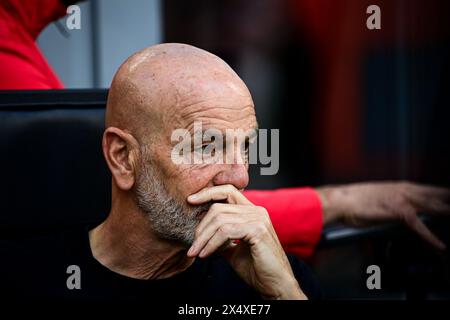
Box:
88;207;194;280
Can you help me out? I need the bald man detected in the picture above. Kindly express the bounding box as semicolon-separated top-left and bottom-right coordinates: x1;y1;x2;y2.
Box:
2;0;449;259
1;43;321;301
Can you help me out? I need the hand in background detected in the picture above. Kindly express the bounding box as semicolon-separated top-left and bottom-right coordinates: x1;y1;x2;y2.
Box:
317;181;450;250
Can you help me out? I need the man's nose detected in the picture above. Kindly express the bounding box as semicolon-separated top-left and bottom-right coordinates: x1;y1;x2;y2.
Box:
212;164;249;190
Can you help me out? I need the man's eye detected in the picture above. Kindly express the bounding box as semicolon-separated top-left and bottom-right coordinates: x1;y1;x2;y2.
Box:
245;140;250;152
193;146;202;153
242;140;250;155
194;144;211;153
204;144;216;155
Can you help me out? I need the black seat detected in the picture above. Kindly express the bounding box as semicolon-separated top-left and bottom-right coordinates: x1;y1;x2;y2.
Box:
1;90;449;299
0;90;110;238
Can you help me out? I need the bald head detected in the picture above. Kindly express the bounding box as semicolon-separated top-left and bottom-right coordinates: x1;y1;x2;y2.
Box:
102;44;257;246
106;43;253;144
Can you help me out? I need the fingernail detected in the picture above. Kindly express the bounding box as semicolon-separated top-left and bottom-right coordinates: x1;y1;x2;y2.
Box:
199;248;206;258
187;246;194;256
188;194;198;201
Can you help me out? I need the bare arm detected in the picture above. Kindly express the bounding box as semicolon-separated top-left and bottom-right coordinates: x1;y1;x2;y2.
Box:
316;181;450;250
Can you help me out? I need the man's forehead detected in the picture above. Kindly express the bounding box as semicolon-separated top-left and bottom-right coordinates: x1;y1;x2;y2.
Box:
159;99;257;145
109;44;256;138
188;122;259;135
173;99;256;127
156;76;254;124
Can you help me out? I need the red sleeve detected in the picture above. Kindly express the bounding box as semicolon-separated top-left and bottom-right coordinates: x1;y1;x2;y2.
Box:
243;187;323;258
0;0;66;89
3;0;68;39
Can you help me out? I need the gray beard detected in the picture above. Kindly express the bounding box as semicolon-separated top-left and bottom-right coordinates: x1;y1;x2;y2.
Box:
134;152;211;247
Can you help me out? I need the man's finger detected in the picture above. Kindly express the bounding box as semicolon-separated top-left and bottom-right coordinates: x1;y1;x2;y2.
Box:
198;223;248;258
407;189;450;214
187;184;252;205
189;212;251;257
412;184;450;199
195;204;258;240
404;213;446;250
418;198;450;214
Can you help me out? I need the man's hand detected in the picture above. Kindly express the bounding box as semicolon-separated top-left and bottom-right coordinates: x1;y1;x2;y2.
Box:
317;181;450;250
187;184;307;300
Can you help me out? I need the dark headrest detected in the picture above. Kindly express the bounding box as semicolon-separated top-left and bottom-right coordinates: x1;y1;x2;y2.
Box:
0;90;111;238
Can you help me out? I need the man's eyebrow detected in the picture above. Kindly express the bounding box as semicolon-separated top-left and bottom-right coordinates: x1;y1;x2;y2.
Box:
188;125;259;136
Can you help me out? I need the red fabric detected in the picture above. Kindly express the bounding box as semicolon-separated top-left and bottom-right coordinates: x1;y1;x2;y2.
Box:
0;0;66;89
244;188;323;258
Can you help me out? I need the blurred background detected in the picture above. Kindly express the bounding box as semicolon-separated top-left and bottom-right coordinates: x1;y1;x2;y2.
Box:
38;0;450;190
20;0;450;299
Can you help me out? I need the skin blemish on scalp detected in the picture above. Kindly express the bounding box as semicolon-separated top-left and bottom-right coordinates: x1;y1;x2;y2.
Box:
225;80;242;95
128;52;154;73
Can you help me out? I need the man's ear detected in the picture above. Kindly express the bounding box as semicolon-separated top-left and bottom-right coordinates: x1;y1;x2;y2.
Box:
102;127;139;191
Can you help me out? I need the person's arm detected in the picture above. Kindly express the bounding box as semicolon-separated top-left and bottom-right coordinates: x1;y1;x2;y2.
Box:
316;181;449;250
3;0;69;39
0;0;70;89
246;181;449;257
244;187;323;258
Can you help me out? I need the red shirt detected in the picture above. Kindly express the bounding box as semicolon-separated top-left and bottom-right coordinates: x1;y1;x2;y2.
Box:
244;188;322;257
0;0;65;89
0;0;323;257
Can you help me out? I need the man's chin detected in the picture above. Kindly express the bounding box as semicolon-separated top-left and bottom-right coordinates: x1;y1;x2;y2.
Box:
196;210;208;220
190;201;215;220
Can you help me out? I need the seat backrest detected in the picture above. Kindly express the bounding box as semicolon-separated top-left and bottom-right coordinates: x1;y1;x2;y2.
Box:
0;90;111;238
